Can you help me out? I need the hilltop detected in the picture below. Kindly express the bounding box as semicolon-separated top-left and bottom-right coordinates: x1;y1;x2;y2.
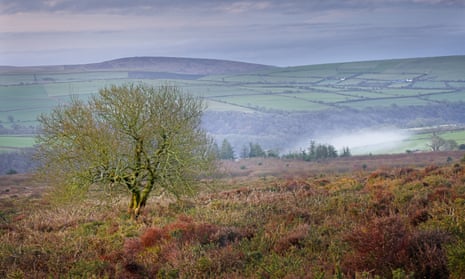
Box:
0;56;275;75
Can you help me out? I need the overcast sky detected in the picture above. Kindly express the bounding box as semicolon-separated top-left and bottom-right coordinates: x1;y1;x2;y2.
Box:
1;0;464;66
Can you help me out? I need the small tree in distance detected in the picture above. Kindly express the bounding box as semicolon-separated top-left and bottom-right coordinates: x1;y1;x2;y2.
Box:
428;133;446;151
341;147;352;157
36;83;216;218
219;139;235;160
248;142;266;158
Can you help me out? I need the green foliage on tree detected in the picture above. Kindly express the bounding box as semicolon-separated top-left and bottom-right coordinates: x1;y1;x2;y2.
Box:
266;149;279;158
283;140;346;161
341;146;352;157
248;142;266;158
238;142;278;159
36;83;216;218
219;139;235;160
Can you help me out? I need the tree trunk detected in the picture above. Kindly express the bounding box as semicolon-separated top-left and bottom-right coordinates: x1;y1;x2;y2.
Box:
128;191;141;219
128;185;152;219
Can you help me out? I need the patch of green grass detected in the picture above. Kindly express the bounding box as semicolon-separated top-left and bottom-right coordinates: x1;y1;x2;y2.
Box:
438;130;465;143
204;99;255;112
356;73;421;81
423;90;465;102
43;79;133;97
378;129;465;154
377;88;449;97
342;96;432;109
412;81;448;89
216;94;331;111
284;91;360;103
0;136;36;148
0;74;37;85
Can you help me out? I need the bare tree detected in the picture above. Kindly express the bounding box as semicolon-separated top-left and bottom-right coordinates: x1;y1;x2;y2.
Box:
427;133;446;151
36;83;216;218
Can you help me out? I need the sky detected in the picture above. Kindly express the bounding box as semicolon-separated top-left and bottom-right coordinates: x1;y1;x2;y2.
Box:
0;0;464;67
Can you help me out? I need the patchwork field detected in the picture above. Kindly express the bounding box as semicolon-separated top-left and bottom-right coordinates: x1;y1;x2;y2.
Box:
1;56;465;157
1;56;465;127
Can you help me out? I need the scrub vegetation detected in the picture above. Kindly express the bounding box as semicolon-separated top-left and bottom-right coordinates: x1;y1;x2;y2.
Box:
1;153;465;278
1;56;465;277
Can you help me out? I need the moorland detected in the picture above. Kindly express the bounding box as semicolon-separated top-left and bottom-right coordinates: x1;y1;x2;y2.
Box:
1;56;465;277
1;152;465;278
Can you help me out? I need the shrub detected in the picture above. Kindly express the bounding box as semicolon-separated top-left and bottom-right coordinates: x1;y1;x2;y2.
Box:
344;215;454;278
68;259;110;278
407;230;451;279
140;227;166;247
409;209;431;226
343;216;410;277
6;169;17;175
204;245;246;274
447;239;465;278
123;238;143;257
274;224;310;254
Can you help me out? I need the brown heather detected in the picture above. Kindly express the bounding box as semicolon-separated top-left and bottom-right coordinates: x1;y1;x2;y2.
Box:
1;151;465;278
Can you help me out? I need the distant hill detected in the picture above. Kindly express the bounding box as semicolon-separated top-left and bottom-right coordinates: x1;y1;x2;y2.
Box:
1;55;465;159
0;56;275;75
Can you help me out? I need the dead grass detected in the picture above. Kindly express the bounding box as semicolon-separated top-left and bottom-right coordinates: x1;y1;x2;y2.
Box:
0;174;47;201
1;151;465;278
220;151;465;179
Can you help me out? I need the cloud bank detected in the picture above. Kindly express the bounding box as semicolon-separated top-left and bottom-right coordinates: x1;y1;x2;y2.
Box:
1;0;464;66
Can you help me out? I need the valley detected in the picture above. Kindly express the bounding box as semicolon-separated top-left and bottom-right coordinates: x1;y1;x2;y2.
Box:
1;55;465;168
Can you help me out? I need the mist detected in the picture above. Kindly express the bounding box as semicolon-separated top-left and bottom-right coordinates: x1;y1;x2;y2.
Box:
286;128;411;156
320;128;411;155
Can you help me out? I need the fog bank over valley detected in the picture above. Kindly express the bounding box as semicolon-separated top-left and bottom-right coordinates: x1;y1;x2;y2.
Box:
203;101;465;157
280;128;411;156
319;128;412;155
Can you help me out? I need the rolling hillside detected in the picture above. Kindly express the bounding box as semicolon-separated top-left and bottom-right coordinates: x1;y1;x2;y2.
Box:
0;56;275;75
1;55;465;158
200;55;465;112
1;55;464;114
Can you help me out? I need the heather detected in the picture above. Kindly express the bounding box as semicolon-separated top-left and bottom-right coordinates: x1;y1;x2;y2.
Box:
1;154;465;278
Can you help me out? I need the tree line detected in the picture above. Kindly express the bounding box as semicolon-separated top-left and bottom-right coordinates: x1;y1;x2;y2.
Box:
213;139;351;161
282;141;351;161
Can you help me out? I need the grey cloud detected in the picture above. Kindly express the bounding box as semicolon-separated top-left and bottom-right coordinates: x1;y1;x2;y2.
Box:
1;0;464;66
2;0;464;15
0;0;193;14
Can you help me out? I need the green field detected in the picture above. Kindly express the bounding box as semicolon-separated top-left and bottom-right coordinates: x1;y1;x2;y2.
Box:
2;56;465;122
0;135;36;152
1;55;465;153
349;129;465;155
